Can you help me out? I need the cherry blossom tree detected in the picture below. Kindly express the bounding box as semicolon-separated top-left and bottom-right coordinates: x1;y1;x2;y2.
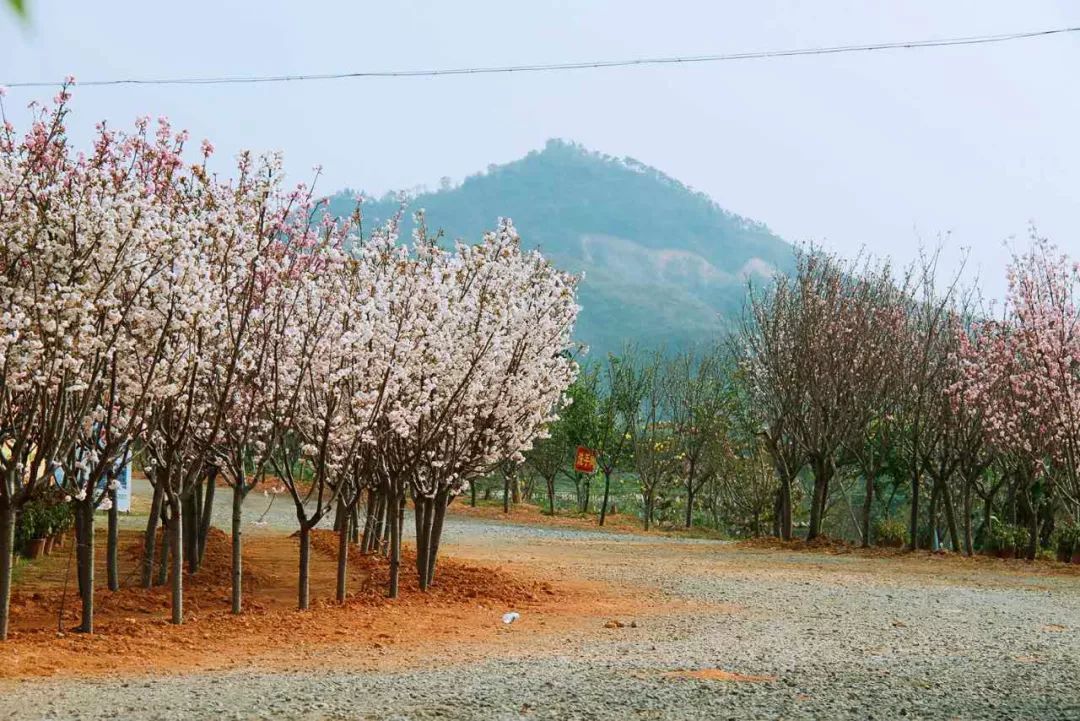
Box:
0;85;214;635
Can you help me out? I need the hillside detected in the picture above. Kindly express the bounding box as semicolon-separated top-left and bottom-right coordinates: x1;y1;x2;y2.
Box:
327;140;793;360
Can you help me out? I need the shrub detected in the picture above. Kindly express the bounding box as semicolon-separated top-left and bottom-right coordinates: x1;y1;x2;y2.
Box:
1051;523;1080;560
48;501;74;535
873;516;908;548
988;519;1019;554
1012;525;1031;554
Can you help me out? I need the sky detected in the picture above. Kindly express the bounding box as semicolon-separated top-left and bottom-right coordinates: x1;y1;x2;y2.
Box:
2;1;1079;300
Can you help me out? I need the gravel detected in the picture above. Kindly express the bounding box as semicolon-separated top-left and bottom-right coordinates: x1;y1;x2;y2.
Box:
6;495;1079;721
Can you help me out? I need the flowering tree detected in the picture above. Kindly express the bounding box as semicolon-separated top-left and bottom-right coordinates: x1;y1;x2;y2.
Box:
0;87;582;635
368;216;579;593
954;240;1080;557
0;85;216;635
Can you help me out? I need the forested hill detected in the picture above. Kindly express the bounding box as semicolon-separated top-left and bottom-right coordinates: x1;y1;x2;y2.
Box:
327;139;794;360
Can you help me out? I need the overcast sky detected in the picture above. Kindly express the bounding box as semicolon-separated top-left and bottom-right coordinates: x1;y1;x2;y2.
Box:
3;1;1079;299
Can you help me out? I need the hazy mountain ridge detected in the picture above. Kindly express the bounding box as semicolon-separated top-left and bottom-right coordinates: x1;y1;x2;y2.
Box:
328;139;794;359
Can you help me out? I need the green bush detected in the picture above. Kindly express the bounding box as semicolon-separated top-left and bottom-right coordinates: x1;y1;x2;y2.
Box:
48;500;74;534
988;521;1033;557
988;519;1019;554
873;516;908;548
1051;522;1080;559
1012;525;1031;553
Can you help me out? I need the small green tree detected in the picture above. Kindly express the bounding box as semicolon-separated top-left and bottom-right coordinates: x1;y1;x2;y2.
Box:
667;346;738;528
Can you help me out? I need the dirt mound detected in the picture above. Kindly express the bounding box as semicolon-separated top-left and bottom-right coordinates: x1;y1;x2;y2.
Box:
305;528;557;607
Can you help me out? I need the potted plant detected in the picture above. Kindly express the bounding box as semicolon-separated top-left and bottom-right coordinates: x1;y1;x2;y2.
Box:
21;501;47;559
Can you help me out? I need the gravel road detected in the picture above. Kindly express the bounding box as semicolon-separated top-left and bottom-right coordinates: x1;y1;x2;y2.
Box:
5;491;1079;721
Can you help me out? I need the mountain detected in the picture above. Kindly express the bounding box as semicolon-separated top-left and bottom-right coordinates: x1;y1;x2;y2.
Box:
327;139;793;361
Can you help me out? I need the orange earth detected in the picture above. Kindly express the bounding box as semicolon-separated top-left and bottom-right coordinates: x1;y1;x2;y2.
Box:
1;525;641;680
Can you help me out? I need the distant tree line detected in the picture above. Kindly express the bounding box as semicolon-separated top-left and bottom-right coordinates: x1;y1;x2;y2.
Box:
516;241;1080;564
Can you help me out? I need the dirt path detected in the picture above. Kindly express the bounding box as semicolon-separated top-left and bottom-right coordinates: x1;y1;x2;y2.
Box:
2;508;1078;720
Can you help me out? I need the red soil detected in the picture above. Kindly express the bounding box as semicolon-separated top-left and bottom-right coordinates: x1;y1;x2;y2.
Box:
1;525;615;680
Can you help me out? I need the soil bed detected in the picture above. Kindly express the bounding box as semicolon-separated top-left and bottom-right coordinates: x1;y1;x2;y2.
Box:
1;525;609;680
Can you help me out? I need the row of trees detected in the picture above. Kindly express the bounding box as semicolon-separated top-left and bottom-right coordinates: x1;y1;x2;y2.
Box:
523;347;774;533
742;240;1080;555
0;87;579;640
522;241;1079;561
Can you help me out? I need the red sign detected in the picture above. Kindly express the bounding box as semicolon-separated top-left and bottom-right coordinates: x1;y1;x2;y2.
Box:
574;446;597;474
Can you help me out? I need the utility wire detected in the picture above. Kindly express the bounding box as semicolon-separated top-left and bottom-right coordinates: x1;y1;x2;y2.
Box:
3;25;1078;89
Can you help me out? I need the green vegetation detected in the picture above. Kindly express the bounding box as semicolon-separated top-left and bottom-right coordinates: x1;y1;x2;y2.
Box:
329;139;794;360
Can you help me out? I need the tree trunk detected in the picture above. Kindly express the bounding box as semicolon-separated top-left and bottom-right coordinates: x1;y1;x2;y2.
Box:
642;492;653;531
772;489;782;538
546;477;556;516
336;513;350;603
470;481;477;508
142;482;164;588
598;470;611;526
908;468;921;551
1026;498;1039;561
685;483;694;529
77;501;94;633
684;462;697;528
414;495;431;589
156;515;170;587
502;473;510;514
107;487;119;592
197;469;215;567
979;491;994;552
379;494;391;556
0;500;15;641
942;481;960;552
388;490;401;599
169;494;183;625
360;489;377;554
510;471;521;505
418;497;435;590
861;473;874;548
807;458;831;541
928;478;940;551
297;524;311;610
349;504;360;544
779;475;793;541
426;490;449;588
962;480;974;557
334;496;346;533
75;501;87;599
231;483;244;614
183;489;197;575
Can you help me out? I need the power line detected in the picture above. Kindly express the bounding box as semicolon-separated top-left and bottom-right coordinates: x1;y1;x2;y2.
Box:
3;25;1078;89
